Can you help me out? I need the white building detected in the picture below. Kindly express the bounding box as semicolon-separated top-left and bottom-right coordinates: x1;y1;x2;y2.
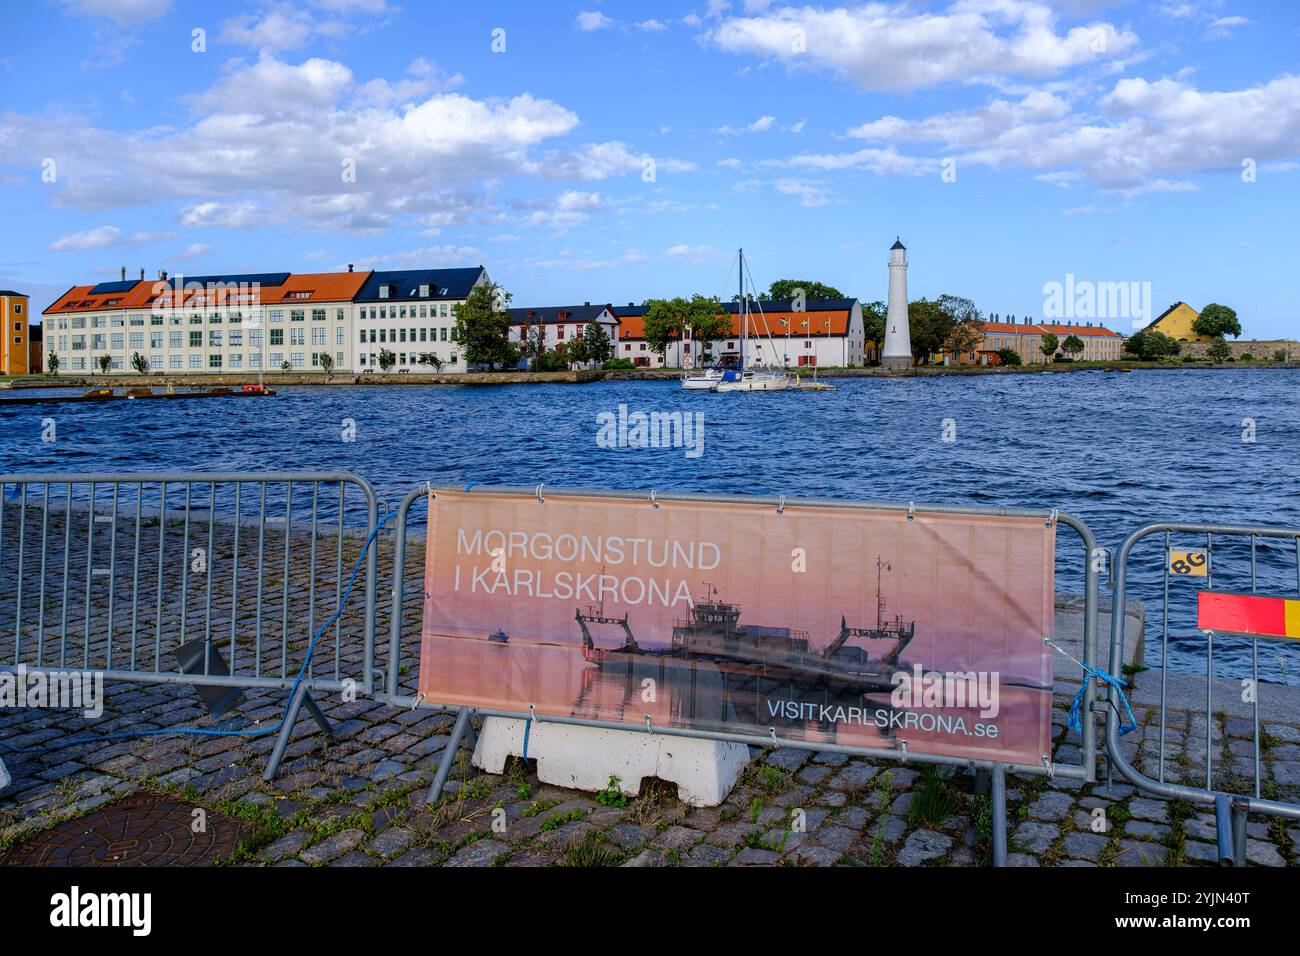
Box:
611;299;866;368
42;266;489;375
507;303;620;367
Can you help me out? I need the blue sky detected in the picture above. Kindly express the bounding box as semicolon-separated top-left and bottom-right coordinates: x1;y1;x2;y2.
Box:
1;0;1297;336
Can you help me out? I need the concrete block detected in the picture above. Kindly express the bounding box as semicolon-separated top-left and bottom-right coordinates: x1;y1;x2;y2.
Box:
0;756;9;792
472;716;750;807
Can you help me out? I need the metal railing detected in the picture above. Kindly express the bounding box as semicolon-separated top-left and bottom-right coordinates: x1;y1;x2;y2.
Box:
1106;521;1300;865
378;482;1105;866
0;472;378;779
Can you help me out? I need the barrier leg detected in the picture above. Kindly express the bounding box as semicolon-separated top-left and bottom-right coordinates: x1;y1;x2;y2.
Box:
1214;793;1234;865
263;683;334;782
1231;799;1249;868
991;764;1008;867
428;707;471;804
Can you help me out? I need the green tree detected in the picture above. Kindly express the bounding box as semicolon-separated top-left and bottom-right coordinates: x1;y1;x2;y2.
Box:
997;348;1022;366
377;348;396;373
582;321;613;366
130;352;148;374
418;352;443;372
643;297;688;365
1124;329;1181;360
763;279;845;301
1039;332;1060;360
280;359;291;372
1193;303;1241;339
906;298;954;364
861;300;886;355
518;323;547;367
317;351;334;380
1208;336;1232;363
96;354;112;375
46;351;59;377
686;296;730;364
1061;334;1085;360
451;282;519;371
936;293;982;326
943;318;984;361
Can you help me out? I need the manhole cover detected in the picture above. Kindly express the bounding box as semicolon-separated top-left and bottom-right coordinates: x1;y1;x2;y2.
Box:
3;794;241;867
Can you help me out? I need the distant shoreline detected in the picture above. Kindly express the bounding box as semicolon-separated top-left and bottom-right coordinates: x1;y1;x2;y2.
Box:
1;359;1295;390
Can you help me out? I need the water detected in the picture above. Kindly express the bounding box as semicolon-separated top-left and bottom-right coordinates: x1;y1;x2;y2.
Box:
3;368;1298;682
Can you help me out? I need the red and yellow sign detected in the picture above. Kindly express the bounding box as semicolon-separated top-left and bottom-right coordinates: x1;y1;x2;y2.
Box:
418;489;1058;768
1197;591;1300;640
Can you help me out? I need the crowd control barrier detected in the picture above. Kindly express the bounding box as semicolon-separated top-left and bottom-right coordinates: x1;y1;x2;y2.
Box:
1106;522;1300;865
0;472;378;780
380;482;1105;866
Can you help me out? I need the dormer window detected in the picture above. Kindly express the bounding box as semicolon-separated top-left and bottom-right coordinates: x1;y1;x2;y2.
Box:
419;284;429;297
378;285;390;299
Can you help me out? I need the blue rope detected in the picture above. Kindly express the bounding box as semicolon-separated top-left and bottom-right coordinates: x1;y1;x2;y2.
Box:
522;718;532;762
0;511;393;757
1070;664;1137;737
464;482;479;493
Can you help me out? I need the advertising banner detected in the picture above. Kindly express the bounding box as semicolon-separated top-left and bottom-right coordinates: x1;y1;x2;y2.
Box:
418;490;1056;768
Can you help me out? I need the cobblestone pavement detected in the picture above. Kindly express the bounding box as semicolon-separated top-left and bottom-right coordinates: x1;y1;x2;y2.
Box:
2;678;1298;867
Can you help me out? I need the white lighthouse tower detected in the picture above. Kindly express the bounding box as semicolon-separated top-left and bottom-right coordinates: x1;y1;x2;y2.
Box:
880;238;912;372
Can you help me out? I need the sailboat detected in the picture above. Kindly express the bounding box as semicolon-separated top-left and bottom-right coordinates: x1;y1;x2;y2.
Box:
713;247;789;392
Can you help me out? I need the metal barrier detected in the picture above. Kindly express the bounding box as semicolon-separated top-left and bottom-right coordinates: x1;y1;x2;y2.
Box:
1106;522;1300;865
0;472;378;780
379;482;1105;866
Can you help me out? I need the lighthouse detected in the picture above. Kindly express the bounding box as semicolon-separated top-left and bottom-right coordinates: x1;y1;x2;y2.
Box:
880;238;912;372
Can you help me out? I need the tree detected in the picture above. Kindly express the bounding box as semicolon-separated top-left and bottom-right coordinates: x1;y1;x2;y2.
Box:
861;300;886;355
97;355;112;375
1061;334;1085;360
1124;329;1181;360
582;321;613;366
130;352;148;374
46;352;59;377
943;319;984;362
418;352;443;372
377;348;396;373
317;351;334;380
686;296;730;365
518;323;547;367
1208;336;1232;363
451;282;519;371
936;293;982;326
1194;303;1241;339
997;348;1022;366
280;360;291;371
643;298;688;364
763;279;845;301
1040;332;1060;360
906;298;954;364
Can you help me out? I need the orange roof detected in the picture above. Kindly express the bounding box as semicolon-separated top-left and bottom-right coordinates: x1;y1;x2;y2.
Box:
262;271;372;305
44;282;158;314
1039;322;1120;337
619;308;853;341
979;321;1046;335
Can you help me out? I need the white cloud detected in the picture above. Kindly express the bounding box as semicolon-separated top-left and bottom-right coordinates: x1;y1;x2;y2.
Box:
839;74;1300;191
665;243;720;262
167;242;212;262
518;190;606;232
576;11;617;31
351;244;485;270
190;53;354;113
219;5;317;51
718;114;777;134
55;0;172;25
49;225;123;251
707;1;1139;92
636;19;667;31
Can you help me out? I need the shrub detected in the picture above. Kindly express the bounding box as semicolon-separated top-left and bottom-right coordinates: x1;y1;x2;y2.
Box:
1241;353;1254;361
601;358;635;370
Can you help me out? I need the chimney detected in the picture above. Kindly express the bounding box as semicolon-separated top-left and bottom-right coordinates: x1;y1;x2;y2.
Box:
139;268;145;280
120;266;126;281
348;264;354;272
584;301;590;307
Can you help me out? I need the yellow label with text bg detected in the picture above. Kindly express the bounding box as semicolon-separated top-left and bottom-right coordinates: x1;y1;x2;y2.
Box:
1168;549;1208;577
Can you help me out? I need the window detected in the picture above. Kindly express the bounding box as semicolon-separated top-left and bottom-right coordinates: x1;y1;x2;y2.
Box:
189;354;202;369
336;352;343;365
229;331;242;347
190;331;202;348
270;329;284;346
72;335;85;350
312;309;326;322
440;328;448;341
230;354;243;369
150;355;162;370
359;329;367;343
92;334;106;350
169;355;182;369
269;352;283;366
311;327;325;346
290;328;304;346
335;308;344;321
250;329;263;347
209;354;223;368
111;333;124;350
369;330;376;343
419;305;427;318
379;329;386;343
269;310;284;323
420;328;427;342
151;332;163;349
250;353;261;368
335;326;344;345
209;330;222;347
71;357;86;370
14;303;21;315
358;354;366;366
399;329;406;343
290;310;304;322
290;352;304;368
170;331;182;348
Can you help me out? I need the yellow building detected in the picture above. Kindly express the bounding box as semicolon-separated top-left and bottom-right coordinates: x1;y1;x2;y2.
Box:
1;290;31;376
1144;302;1209;343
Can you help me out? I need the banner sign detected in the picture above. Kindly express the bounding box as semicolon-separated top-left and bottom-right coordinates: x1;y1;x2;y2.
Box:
1198;591;1300;640
418;490;1056;768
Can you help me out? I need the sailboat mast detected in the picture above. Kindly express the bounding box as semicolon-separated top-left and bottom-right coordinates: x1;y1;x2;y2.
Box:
738;247;746;369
